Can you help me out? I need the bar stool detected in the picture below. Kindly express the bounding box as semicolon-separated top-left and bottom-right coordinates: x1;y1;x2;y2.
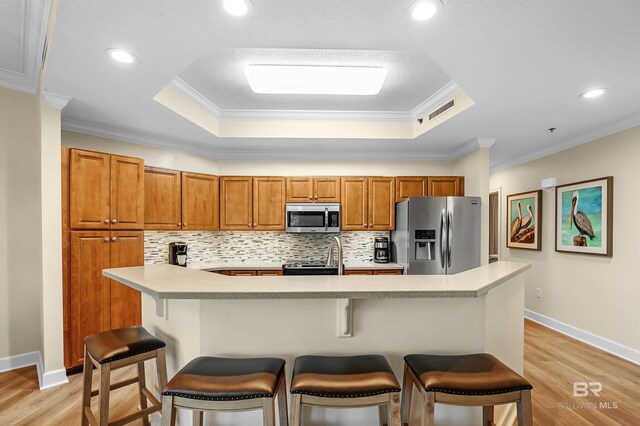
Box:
289;355;402;426
81;325;168;426
160;356;288;426
401;353;533;426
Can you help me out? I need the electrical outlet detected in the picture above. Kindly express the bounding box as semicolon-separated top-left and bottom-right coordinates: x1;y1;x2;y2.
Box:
536;288;542;299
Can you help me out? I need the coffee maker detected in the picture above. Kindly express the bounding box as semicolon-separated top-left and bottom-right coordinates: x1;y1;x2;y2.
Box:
169;242;188;267
374;237;389;263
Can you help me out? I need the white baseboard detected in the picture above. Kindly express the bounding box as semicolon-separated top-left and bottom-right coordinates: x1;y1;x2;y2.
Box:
0;351;68;389
525;309;640;366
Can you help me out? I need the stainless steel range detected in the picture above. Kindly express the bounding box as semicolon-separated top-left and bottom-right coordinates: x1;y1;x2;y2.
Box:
282;261;340;275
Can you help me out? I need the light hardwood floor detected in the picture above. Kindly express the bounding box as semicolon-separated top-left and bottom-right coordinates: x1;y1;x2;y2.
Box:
0;320;638;425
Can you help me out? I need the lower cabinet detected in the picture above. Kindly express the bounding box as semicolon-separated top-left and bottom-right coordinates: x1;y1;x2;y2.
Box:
344;269;403;275
68;231;143;368
214;270;283;276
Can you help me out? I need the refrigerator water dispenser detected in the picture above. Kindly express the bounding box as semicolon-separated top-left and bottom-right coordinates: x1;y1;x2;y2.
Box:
415;230;436;260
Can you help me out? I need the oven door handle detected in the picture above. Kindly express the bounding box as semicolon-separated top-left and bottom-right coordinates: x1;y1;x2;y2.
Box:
325;207;329;231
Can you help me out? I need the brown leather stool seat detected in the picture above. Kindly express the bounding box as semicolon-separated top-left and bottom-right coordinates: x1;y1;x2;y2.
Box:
401;353;533;426
160;356;288;426
81;326;168;426
84;326;166;364
290;355;401;426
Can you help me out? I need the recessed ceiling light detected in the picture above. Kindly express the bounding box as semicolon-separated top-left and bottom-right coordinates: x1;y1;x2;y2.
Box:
244;65;388;95
411;0;443;21
223;0;253;16
579;88;608;99
105;48;137;64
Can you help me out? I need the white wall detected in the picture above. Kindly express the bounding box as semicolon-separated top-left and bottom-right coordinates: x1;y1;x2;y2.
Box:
490;125;640;351
0;87;44;359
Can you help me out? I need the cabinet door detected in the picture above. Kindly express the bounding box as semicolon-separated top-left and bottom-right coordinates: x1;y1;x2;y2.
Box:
257;270;283;276
344;270;373;275
220;177;253;230
111;155;144;230
341;177;368;230
110;231;143;329
427;176;465;196
373;270;402;275
228;270;258;276
395;177;427;203
286;177;314;202
70;149;111;229
70;231;111;366
182;172;219;230
144;167;182;230
369;177;395;230
253;177;286;230
314;177;341;203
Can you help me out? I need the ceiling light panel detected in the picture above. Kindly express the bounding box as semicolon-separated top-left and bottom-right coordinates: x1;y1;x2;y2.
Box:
105;48;138;64
411;0;442;21
579;88;608;99
223;0;252;16
244;65;388;95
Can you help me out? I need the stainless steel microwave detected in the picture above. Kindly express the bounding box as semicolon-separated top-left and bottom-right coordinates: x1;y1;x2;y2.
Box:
285;203;340;233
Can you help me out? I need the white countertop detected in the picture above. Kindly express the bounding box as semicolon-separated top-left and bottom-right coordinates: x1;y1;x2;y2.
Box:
186;260;403;271
104;261;530;300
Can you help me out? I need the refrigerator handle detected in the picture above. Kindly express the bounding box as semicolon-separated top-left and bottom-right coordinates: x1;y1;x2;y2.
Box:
447;210;453;268
440;209;446;269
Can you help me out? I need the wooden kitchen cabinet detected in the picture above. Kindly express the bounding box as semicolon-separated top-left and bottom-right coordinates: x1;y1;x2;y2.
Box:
373;270;402;275
182;172;219;230
144;167;182;230
286;177;340;203
68;230;143;368
257;270;283;276
396;177;427;202
344;270;373;275
341;177;395;231
70;149;144;230
427;176;465;196
228;270;258;276
220;177;253;230
253;177;286;230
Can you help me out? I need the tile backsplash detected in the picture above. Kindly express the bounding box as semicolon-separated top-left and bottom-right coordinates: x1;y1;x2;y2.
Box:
144;231;390;264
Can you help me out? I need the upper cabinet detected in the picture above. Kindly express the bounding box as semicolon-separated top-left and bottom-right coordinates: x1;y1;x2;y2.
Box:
182;172;219;230
427;176;465;196
341;177;395;231
220;177;286;231
395;176;427;203
144;167;182;230
144;167;219;231
70;149;144;230
286;177;340;203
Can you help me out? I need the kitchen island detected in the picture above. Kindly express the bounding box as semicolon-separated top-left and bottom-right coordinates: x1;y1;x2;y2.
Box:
104;261;530;426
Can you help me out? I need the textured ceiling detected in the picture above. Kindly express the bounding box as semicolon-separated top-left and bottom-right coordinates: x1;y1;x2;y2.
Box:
0;1;25;72
179;48;451;111
40;0;640;168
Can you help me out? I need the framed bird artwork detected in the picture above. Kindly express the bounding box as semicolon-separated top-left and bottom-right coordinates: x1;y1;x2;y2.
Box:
555;176;613;256
507;190;542;250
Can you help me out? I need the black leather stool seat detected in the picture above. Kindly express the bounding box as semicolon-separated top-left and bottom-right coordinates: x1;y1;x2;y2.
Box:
162;356;286;401
83;326;166;364
290;355;401;398
404;353;533;395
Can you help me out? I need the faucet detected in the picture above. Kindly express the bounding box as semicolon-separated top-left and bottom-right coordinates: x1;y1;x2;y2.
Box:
326;235;344;275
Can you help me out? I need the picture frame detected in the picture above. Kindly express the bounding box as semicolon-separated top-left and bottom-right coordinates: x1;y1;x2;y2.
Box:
506;190;542;250
555;177;613;256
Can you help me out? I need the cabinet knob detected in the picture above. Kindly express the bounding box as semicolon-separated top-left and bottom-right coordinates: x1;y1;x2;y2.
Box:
103;237;109;242
104;219;111;224
253;222;257;227
111;219;118;224
183;223;187;227
177;222;181;226
363;223;366;227
308;196;313;200
315;196;318;200
369;223;372;227
111;237;118;242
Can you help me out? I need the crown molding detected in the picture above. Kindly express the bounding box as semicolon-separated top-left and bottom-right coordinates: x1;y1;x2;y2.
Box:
409;80;461;120
42;91;71;110
451;136;498;160
490;113;640;173
167;77;459;123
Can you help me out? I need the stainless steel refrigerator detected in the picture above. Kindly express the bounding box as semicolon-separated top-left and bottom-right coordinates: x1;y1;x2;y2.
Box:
391;196;481;275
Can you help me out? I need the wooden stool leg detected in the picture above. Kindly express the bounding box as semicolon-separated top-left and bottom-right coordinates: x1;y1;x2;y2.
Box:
156;347;168;389
98;363;111;426
137;361;151;426
400;363;413;425
277;373;289;426
289;394;302;426
421;392;435;426
263;397;276;426
81;347;93;426
517;390;533;426
483;405;495;425
161;395;176;426
192;410;203;426
379;404;388;425
389;393;402;426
